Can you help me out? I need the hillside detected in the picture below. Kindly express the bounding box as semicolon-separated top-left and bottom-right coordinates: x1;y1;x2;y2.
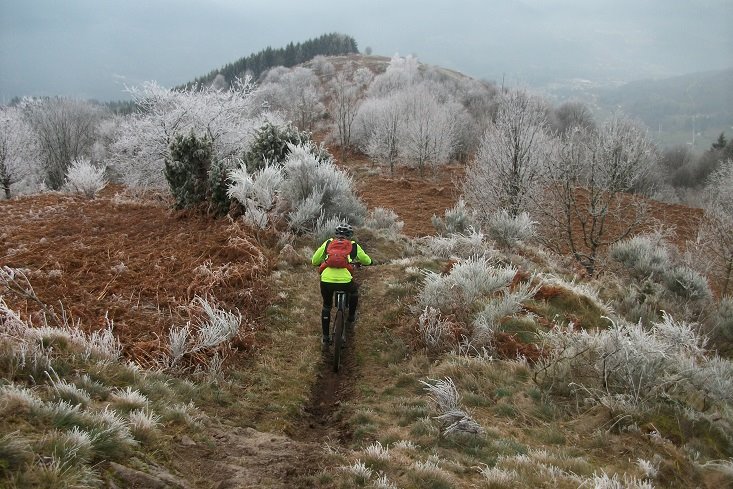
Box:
2;153;732;487
547;68;733;149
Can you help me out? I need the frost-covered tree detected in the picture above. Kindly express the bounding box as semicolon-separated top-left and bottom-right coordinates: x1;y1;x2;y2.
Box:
539;115;658;276
0;106;37;198
109;78;259;190
399;85;461;175
358;93;403;173
64;158;106;198
463;89;554;220
257;67;325;131
550;100;595;136
701;159;733;295
328;68;366;161
365;54;420;98
21;97;103;190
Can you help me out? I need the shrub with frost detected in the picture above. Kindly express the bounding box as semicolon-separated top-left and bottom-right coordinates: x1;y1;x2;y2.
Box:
364;207;404;238
64;158;106;198
487;209;536;248
420;377;483;436
417;256;516;313
662;265;711;300
227;163;284;228
536;311;733;412
418;306;454;350
432;199;477;235
609;235;671;279
228;142;365;234
421;228;488;259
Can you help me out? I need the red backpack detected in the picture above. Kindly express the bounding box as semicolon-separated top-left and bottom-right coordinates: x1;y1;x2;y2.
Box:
319;238;354;274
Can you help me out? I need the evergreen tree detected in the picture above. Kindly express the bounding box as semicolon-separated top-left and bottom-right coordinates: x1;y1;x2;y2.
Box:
165;132;214;209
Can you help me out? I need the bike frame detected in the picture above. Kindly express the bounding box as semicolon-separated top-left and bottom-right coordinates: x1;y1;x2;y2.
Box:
331;290;349;372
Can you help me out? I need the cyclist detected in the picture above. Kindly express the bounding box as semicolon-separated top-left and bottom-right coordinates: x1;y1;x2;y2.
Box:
311;223;372;347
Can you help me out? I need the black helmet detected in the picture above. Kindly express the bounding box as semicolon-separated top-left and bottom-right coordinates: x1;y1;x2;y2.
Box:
335;223;353;238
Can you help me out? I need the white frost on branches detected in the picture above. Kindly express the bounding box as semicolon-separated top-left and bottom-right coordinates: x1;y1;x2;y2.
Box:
109;78;260;189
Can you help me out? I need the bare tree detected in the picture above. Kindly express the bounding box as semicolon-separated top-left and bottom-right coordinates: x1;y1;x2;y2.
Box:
360;94;402;173
700;159;733;295
463;89;554;220
399;85;461;176
257;67;325;131
22;97;103;190
328;70;364;161
538;115;658;276
0;107;36;198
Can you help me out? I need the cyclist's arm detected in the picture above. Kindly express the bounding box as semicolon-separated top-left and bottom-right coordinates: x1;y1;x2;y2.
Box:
311;240;329;266
355;244;372;266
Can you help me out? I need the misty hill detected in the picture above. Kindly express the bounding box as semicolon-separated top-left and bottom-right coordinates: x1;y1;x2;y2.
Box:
181;32;359;89
550;68;733;149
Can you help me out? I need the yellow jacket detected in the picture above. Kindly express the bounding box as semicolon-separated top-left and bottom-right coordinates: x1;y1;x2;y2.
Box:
311;238;372;283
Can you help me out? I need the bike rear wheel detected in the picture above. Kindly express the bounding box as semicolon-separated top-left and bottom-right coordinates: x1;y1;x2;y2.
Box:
333;310;344;372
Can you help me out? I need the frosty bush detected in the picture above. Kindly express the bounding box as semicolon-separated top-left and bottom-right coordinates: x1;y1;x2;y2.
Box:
227;164;284;229
611;234;712;302
487;209;536;248
609;235;671;279
418;306;454;350
228;142;365;234
417;256;516;313
313;214;348;244
421;228;488;259
432;199;477;235
280;143;366;232
364;207;404;238
662;265;711;300
420;377;483;436
709;296;733;342
64;158;106;198
536;312;733;412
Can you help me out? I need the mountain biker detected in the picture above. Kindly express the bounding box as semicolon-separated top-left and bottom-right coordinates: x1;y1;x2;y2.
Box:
311;223;372;347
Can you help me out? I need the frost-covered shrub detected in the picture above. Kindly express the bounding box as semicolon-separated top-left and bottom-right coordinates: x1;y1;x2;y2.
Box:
487;209;536;248
364;207;404;238
313;214;348;244
421;228;489;259
228;142;365;234
663;265;712;300
64;158;106;198
420;377;483;436
418;306;454;350
227;164;284;229
609;235;671;279
472;282;539;343
709;297;733;342
280;143;365;232
417;256;516;312
432;199;477;235
611;235;712;301
536;312;733;411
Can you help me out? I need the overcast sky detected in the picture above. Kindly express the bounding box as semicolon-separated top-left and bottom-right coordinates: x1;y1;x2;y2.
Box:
1;0;731;102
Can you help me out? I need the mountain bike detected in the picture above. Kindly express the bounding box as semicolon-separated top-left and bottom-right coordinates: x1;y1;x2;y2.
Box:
331;290;350;373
